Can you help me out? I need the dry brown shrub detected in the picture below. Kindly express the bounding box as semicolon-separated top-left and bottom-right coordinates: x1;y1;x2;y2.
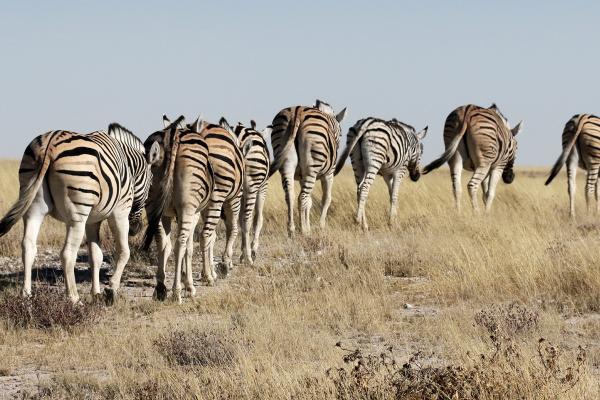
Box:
329;338;586;400
474;302;540;339
0;287;102;331
155;328;238;368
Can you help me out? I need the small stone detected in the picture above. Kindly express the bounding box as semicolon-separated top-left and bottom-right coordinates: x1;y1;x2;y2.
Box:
403;303;414;309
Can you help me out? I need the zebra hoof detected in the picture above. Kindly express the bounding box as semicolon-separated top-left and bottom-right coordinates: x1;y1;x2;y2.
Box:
185;285;196;297
171;289;183;305
216;262;230;279
154;282;168;301
104;288;117;306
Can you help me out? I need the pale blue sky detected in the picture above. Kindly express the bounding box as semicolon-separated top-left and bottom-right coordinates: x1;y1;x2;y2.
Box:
1;1;599;164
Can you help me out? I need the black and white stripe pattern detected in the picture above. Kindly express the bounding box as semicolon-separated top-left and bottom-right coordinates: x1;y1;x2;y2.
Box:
546;114;600;217
228;120;271;264
0;126;159;303
269;99;347;236
143;115;214;303
423;104;523;212
334;117;427;230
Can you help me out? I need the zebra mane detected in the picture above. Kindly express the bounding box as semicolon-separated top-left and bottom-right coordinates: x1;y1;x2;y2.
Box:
107;123;145;153
387;118;415;133
314;99;335;115
165;115;186;132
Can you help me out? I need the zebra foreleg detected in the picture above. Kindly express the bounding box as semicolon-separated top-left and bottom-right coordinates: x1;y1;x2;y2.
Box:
467;166;491;213
319;173;334;229
85;222;103;297
154;217;172;301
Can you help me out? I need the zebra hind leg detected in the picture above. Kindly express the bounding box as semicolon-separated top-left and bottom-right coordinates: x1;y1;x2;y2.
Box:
240;189;257;265
172;208;196;304
105;211;131;305
319;173;334;229
299;172;317;235
567;151;577;218
221;195;242;277
85;222;103;297
251;184;267;262
484;168;503;213
21;211;46;298
61;220;87;304
356;164;381;231
153;217;172;301
200;201;223;286
448;153;463;212
467;166;491;213
183;213;200;297
585;166;599;215
385;168;404;226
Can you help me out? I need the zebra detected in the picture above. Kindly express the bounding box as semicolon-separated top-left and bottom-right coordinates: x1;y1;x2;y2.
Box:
422;104;523;213
220;119;271;265
269;99;347;236
0;125;159;303
334;117;428;230
163;115;245;286
142;115;214;303
545;114;600;217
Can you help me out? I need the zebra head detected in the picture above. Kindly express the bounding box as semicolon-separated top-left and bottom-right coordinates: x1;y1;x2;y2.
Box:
129;139;160;235
106;123;161;236
141;115;186;248
502;121;523;184
408;126;428;182
489;104;523;184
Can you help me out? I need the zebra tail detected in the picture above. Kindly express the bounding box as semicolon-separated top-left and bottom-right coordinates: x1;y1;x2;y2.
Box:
334;127;365;176
268;119;300;178
142;116;184;250
0;138;53;237
545;120;584;185
242;140;253;158
422;119;468;175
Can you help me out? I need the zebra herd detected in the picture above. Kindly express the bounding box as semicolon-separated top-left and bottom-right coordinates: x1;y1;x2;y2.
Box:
0;100;595;303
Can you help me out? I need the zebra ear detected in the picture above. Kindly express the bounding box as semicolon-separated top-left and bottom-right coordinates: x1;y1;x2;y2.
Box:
416;126;428;140
250;120;257;130
162;114;171;128
262;125;272;138
190;116;205;133
219;117;233;134
336;107;347;123
511;121;523;136
147;141;161;166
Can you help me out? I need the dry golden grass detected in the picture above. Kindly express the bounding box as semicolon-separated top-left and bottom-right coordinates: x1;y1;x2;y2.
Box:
0;159;599;399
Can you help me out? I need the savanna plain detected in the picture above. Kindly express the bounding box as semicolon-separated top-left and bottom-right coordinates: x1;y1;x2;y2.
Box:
0;159;599;399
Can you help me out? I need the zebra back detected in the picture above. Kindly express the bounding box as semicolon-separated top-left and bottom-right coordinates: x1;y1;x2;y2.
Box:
269;100;346;177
